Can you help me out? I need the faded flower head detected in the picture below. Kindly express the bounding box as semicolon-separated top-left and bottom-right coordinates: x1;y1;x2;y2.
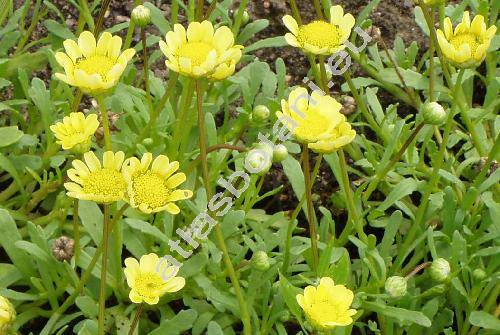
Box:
283;6;355;55
64;151;127;203
50;112;99;153
122;153;193;214
277;87;356;153
124;253;185;305
52;236;75;262
296;277;356;331
159;21;243;80
55;31;135;94
437;12;497;68
0;295;15;333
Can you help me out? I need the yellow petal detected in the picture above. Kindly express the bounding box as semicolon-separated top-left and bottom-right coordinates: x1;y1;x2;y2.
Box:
187;21;203;42
84;151;101;172
165;203;180;214
166;172;186;189
163;277;185;293
96;32;112;55
78;31;97;58
330;5;344;25
462;11;471;28
139;253;159;273
108;35;123;59
282;15;299;35
284;33;300;47
151;155;170;174
444;17;453;39
470;15;485;36
214;26;234;52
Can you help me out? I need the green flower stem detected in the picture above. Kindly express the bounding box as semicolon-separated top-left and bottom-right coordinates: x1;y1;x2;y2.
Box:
363;122;425;201
141;27;152;107
124;20;136;50
170;79;195;159
394;106;456;273
40;204;129;335
311;0;324;19
282;154;322;274
96;95;112;151
172;0;180;24
195;80;252;335
379;38;420;108
77;0;94;33
302;145;319;275
196;0;204;20
337;148;368;245
317;55;328;92
93;0;112;36
427;5;436;102
232;0;249;35
128;304;144;335
288;0;302;25
343;71;386;142
348;50;416;108
98;204;111;335
73;199;80;266
15;0;45;55
136;72;179;145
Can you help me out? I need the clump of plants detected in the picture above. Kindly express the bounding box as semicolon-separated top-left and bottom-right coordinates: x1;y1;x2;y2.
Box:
0;0;498;334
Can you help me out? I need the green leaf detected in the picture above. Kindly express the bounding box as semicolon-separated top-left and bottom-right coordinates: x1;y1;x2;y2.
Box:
244;37;287;53
124;218;169;244
44;19;75;39
237;19;269;44
149;309;198;335
206;321;224;335
376;178;419;213
469;311;500;331
0;126;23;147
279;274;305;327
362;301;432;327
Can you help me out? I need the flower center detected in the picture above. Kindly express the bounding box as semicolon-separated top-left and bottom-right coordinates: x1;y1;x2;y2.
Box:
293;111;331;141
297;21;342;48
177;42;213;66
450;33;481;56
82;168;126;198
75;55;116;81
134;272;165;298
132;171;171;209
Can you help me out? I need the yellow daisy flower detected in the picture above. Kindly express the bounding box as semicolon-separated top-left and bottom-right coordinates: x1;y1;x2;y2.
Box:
296;277;356;331
124;253;185;305
277;87;356;153
50;112;99;153
64;151;127;203
55;31;135;94
283;5;355;55
122;153;193;214
159;20;243;80
436;11;497;68
0;295;15;333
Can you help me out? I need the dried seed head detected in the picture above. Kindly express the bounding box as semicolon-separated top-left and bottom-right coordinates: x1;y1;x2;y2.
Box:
365;25;382;44
341;96;356;115
52;236;75;262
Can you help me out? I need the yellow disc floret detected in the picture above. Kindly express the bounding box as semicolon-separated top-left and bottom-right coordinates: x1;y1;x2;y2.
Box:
159;20;243;80
64;151;127;203
436;11;497;68
123;153;193;214
297;21;342;49
124;253;185;305
283;5;355;55
55;31;135;94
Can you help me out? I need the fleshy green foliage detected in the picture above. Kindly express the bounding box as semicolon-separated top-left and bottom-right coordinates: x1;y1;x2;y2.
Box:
0;0;499;335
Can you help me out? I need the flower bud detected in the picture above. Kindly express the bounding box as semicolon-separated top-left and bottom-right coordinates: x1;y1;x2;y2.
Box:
0;295;15;333
52;236;75;262
252;251;270;271
422;102;447;125
385;276;407;298
272;144;288;163
252;105;270;122
429;258;451;282
472;268;486;281
241;10;250;25
279;310;290;322
142;137;154;146
131;5;151;27
246;148;272;176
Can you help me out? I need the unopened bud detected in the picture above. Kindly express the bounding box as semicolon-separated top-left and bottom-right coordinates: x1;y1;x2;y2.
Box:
385;276;407;298
472;268;486;281
422;102;447;125
142;138;154;146
131;5;151;27
52;236;75;262
0;295;16;332
252;251;270;271
273;144;288;163
252;105;270;122
429;258;451;282
279;310;290;322
245;148;272;176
